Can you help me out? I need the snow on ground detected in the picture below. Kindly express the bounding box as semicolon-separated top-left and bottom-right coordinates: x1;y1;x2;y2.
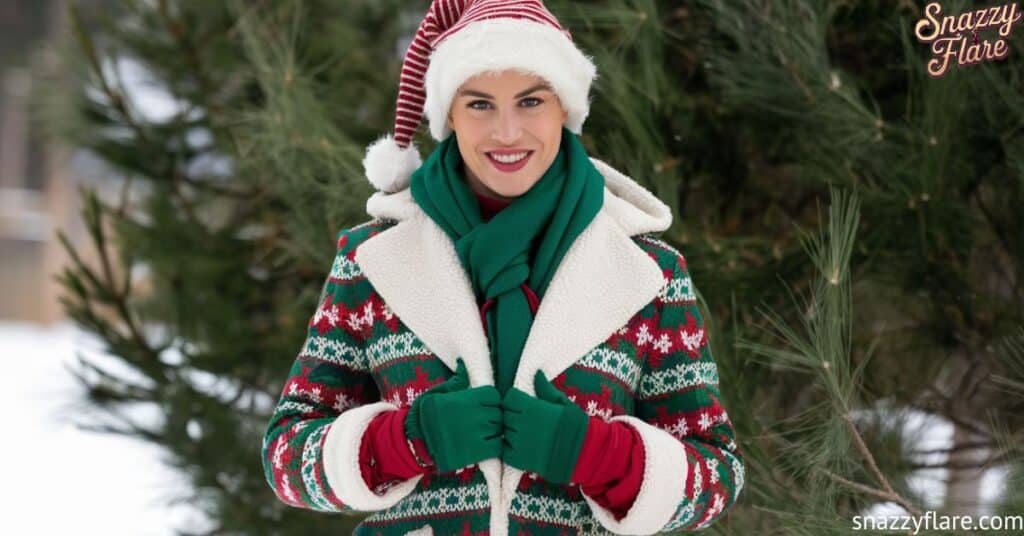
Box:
855;400;1008;520
1;321;212;535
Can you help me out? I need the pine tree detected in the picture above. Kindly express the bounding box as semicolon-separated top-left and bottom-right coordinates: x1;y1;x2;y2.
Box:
42;0;1023;534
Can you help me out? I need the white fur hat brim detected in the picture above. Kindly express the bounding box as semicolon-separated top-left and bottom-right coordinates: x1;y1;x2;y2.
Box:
424;18;598;142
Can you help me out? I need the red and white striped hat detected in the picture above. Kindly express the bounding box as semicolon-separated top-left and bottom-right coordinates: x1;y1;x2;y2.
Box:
362;0;598;193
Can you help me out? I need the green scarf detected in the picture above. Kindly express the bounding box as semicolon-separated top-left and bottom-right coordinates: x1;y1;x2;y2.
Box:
410;127;604;396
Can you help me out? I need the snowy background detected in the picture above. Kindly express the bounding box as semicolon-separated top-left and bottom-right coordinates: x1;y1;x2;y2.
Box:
3;321;213;535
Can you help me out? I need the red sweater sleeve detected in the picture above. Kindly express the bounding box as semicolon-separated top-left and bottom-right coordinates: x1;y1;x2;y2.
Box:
571;416;646;520
359;407;433;492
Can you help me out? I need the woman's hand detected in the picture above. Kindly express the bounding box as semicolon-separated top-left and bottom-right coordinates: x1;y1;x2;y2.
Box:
404;358;503;473
501;370;589;484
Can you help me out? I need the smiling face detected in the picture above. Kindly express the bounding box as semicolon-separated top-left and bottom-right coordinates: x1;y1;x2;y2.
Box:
446;70;569;202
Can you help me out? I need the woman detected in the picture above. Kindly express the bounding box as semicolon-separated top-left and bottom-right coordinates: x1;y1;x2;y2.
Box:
261;1;743;535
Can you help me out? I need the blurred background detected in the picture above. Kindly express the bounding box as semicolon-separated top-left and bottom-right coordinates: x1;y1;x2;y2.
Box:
3;0;1022;534
1;0;216;533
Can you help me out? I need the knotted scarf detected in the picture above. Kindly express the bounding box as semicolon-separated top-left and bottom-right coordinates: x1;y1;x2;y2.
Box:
409;127;604;396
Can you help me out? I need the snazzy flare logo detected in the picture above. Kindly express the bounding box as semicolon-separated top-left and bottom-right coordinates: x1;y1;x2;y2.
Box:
914;2;1022;78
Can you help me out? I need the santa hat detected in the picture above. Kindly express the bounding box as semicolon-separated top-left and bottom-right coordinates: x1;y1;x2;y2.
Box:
362;0;598;193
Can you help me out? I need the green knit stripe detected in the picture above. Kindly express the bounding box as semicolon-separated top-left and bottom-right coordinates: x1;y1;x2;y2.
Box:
557;367;631;418
300;334;366;369
327;251;362;280
663;445;701;531
576;346;643;388
508;516;618;536
376;360;449;392
724;446;746;505
658;271;695;303
266;417;339;511
639;360;720;399
300;424;343;512
507;516;581;536
366;332;433;370
690;444;740;529
634;233;685;263
509;491;587;527
507;485;619;534
362;483;490;522
374;356;453;408
355;512;490;535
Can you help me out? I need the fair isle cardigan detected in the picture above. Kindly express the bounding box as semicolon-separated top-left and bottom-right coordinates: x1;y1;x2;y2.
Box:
261;158;745;535
359;189;647;521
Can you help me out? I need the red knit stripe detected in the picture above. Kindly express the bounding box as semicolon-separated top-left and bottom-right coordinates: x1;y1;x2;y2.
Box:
396;101;423;114
400;92;426;105
398;82;425;94
520;283;540;316
466;3;560;26
402;63;426;78
479;9;562;28
402;55;429;73
395;118;420;131
480;298;496;335
408;40;431;57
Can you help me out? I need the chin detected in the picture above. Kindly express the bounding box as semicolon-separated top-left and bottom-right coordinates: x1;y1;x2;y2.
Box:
489;181;531;198
496;174;541;195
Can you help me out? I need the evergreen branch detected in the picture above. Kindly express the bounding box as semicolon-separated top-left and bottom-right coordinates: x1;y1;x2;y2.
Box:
907;457;1017;472
73;3;224;231
840;411;921;515
819;467;921;516
972;187;1022;301
75;421;162;443
63;354;158;403
86;191;166;376
155;0;256;184
156;0;216;112
59;186;170;384
69;3;155;153
916;385;995;440
909;440;996;456
67;399;164;443
177;174;260;200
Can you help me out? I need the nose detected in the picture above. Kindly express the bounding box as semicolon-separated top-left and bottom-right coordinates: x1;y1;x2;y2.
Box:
491;108;522;144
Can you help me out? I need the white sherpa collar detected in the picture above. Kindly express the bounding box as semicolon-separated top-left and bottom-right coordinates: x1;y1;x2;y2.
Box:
365;157;672;235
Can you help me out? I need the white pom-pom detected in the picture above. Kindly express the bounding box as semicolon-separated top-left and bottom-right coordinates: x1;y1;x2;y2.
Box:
362;134;423;193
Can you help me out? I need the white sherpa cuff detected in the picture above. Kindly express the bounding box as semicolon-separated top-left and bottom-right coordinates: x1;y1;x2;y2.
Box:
322;401;424;511
581;415;689;535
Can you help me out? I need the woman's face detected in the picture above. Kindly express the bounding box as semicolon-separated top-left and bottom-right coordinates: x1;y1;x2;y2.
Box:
447;70;568;202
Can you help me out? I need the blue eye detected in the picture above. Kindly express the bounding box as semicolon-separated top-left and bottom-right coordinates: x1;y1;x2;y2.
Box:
467;98;544;110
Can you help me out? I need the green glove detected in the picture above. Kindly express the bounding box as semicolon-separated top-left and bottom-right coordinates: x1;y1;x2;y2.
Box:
501;370;589;484
405;358;503;473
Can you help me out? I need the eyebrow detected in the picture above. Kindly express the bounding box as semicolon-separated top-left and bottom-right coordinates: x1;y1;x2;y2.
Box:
457;83;553;99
